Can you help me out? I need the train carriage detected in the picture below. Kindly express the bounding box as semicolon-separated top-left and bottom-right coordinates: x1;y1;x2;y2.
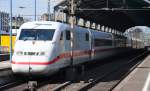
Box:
12;21;144;76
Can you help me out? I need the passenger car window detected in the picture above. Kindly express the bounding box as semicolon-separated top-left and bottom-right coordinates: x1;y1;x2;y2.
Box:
94;39;112;46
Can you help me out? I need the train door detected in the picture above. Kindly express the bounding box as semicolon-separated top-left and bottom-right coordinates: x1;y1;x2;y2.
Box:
77;29;92;62
65;30;71;51
87;29;93;60
63;30;72;65
59;31;65;52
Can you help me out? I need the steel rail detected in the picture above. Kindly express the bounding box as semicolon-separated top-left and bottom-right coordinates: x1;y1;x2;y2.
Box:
78;51;148;91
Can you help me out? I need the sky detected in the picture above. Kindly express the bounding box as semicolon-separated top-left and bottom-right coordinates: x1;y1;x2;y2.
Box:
0;0;62;20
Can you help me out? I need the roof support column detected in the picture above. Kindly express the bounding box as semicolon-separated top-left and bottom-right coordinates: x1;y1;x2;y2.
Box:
108;28;111;33
86;21;90;28
105;27;108;32
101;26;105;32
92;23;96;29
97;24;101;31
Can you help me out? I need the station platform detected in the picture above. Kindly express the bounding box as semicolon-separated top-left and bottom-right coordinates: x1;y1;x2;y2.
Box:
0;60;11;70
113;54;150;91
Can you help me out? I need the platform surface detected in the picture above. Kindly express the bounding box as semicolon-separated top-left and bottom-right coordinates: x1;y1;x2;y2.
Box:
113;54;150;91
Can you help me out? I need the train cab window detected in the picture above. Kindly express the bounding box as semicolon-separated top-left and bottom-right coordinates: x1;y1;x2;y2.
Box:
19;29;55;41
37;29;55;40
19;29;36;40
85;33;89;41
66;31;70;40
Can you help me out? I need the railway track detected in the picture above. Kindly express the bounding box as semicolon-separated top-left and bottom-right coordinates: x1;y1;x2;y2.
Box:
0;50;148;91
78;51;148;91
0;68;25;90
0;71;70;91
47;51;148;91
0;80;25;90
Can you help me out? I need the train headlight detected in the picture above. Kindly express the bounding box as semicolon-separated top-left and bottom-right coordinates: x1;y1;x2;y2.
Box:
16;51;23;55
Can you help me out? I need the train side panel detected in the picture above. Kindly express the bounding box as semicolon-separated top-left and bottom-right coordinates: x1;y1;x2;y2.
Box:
91;31;115;60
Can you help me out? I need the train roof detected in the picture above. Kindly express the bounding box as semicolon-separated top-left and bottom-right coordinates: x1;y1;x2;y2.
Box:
19;21;65;29
19;21;112;36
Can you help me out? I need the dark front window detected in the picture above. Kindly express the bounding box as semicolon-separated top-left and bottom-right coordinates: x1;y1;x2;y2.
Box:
19;29;55;41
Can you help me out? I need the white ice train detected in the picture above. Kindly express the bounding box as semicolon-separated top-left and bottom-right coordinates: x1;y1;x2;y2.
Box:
12;21;143;76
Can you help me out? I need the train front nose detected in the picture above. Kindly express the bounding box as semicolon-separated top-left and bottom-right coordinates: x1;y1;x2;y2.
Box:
12;53;50;75
12;53;29;74
12;41;55;75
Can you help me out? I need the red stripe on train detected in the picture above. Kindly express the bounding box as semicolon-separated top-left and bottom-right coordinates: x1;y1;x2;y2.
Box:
12;48;114;65
12;56;60;65
11;50;89;65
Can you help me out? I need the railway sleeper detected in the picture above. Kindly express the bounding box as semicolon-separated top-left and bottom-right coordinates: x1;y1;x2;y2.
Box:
28;81;37;91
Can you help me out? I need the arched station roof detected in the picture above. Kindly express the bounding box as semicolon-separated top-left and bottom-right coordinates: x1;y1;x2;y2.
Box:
55;0;150;32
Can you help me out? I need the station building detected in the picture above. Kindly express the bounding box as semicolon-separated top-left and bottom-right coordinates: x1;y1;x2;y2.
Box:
0;11;9;34
0;13;25;53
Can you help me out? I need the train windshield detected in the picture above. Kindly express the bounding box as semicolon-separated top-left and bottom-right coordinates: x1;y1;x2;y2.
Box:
19;29;55;41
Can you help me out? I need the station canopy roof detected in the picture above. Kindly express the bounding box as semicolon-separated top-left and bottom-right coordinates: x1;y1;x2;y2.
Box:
55;0;150;32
